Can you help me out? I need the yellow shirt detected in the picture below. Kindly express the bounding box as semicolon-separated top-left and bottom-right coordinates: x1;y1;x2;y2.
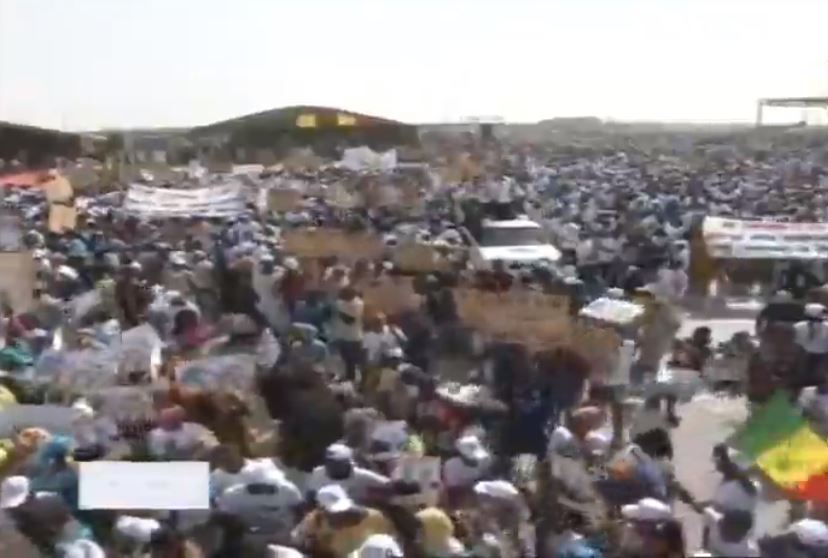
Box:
0;386;17;410
295;508;396;557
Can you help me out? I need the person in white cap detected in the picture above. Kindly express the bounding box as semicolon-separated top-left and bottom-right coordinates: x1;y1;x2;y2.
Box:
307;443;390;503
350;533;403;558
267;544;304;558
252;253;284;331
472;480;534;558
0;476;30;510
443;435;491;501
332;287;365;382
618;497;674;556
795;303;828;390
760;517;828;557
217;464;303;547
292;484;395;557
701;506;759;557
55;539;106;558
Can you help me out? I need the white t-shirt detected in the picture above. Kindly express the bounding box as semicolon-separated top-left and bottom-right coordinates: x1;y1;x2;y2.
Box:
306;466;390;501
704;508;760;557
217;478;302;540
799;386;828;428
211;459;283;499
608;340;636;386
548;426;577;456
548;426;610;458
443;456;490;489
712;479;759;514
794;321;828;354
147;423;210;458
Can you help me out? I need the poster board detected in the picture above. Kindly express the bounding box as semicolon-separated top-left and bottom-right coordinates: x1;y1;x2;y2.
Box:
393;243;459;273
0;214;23;251
120;324;163;378
454;288;618;374
93;385;155;424
0;405;82;437
702;216;828;260
454;288;570;327
79;461;210;510
123;183;246;219
579;297;644;326
326;183;359;209
282;229;384;260
0;252;35;313
268;188;303;212
41;174;74;203
176;354;256;392
362;278;421;316
48;204;77;233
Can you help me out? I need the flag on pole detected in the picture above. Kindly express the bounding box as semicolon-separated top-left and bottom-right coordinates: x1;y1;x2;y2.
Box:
732;392;828;498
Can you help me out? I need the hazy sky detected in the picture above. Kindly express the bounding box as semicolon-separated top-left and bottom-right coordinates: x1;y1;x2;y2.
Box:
1;0;826;130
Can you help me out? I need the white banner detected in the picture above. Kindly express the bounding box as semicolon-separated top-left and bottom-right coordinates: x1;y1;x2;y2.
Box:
123;183;246;218
339;146;397;171
702;217;828;260
79;461;210;510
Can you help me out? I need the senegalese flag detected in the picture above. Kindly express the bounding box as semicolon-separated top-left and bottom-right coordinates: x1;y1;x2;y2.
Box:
732;392;828;499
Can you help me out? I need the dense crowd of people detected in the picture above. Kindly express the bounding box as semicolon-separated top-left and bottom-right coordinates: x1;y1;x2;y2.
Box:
1;136;828;557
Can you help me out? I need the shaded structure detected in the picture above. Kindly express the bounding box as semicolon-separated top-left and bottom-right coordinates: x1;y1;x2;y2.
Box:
756;97;828;126
191;105;418;160
0;121;81;167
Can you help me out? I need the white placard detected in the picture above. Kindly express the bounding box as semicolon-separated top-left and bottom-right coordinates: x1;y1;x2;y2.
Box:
703;216;828;260
123;183;247;218
0;405;82;437
79;461;210;510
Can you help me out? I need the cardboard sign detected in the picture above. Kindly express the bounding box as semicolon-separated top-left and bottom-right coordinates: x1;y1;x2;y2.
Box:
579;297;644;326
48;204;77;233
0;215;23;252
454;288;569;327
362;278;421;316
176;354;256;392
124;183;246;219
0;252;35;313
282;229;384;260
79;461;210;510
0;404;82;437
58;347;120;392
703;216;828;260
326;183;359;209
393;243;458;273
94;385;155;424
268;188;303;212
120;323;163;378
41;174;74;203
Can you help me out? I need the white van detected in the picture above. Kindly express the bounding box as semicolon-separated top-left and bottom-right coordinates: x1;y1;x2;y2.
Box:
469;217;562;269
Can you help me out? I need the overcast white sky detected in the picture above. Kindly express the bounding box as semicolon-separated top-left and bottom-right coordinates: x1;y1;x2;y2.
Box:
1;0;826;131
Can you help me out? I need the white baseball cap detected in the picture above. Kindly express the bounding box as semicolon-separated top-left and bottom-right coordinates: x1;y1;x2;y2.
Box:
316;484;354;514
115;515;161;543
325;443;354;462
473;480;520;501
350;534;403;558
806;304;826;318
267;545;304;558
0;476;30;509
792;518;828;548
456;435;489;462
621;498;673;522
